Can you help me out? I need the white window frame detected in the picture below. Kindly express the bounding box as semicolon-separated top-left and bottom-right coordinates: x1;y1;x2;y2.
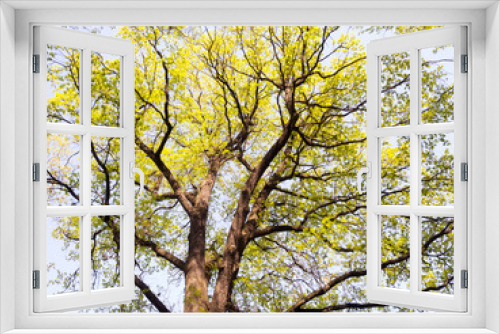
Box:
33;26;136;312
366;26;467;312
0;1;499;333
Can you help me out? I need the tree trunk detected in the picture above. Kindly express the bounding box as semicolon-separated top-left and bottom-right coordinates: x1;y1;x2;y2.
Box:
183;160;220;312
211;209;247;312
184;214;209;312
211;83;298;312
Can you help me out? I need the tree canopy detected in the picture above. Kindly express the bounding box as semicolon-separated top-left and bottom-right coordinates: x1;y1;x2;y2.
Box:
46;25;455;313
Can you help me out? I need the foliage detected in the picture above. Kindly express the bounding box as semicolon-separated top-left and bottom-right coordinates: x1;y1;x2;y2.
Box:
45;25;455;313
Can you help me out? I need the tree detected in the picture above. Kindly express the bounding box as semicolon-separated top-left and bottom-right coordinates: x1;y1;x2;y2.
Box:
45;25;455;313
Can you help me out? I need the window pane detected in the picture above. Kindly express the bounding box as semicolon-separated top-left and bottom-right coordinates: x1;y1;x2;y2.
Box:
91;215;121;290
91;52;121;127
91;137;121;205
380;52;410;127
421;216;454;294
380;215;410;290
421;45;454;124
47;216;80;295
47;45;81;124
47;133;80;206
421;133;454;206
381;136;410;205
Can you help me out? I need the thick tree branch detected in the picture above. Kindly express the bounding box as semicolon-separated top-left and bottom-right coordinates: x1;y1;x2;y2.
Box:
136;236;187;272
90;140;113;205
251;225;305;240
134;275;171;313
47;170;80;201
287;269;367;312
135;135;194;215
287;252;412;312
422;275;454;292
295;302;384;312
211;90;300;311
295;129;366;149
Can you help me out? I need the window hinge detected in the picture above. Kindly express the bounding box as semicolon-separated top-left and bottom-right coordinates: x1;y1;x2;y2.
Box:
33;163;40;182
461;269;468;289
33;54;40;73
461;54;468;73
33;270;40;289
461;162;468;181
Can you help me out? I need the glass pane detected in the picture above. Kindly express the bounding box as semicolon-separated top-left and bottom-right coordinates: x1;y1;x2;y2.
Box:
421;216;454;294
91;137;121;205
91;52;121;127
47;133;80;206
47;45;81;124
91;215;121;290
421;45;454;124
380;215;410;290
421;133;454;206
381;136;410;205
47;216;80;295
380;52;410;127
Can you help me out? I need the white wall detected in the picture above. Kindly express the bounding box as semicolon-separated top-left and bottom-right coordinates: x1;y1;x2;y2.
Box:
0;2;16;333
3;3;494;332
485;2;500;333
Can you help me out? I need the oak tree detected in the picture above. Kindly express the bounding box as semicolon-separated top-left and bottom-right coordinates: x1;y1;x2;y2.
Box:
46;25;455;313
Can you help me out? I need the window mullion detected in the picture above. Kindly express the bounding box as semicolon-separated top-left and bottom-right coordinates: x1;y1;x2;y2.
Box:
372;126;411;138
373;205;454;217
89;126;129;138
409;47;420;295
46;123;88;135
82;47;92;294
89;205;129;215
413;122;454;135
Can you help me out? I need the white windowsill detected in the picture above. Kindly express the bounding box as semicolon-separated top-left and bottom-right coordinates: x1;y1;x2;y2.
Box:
4;330;498;334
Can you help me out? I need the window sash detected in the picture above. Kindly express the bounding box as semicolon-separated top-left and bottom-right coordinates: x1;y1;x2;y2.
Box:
366;26;468;312
33;26;136;312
